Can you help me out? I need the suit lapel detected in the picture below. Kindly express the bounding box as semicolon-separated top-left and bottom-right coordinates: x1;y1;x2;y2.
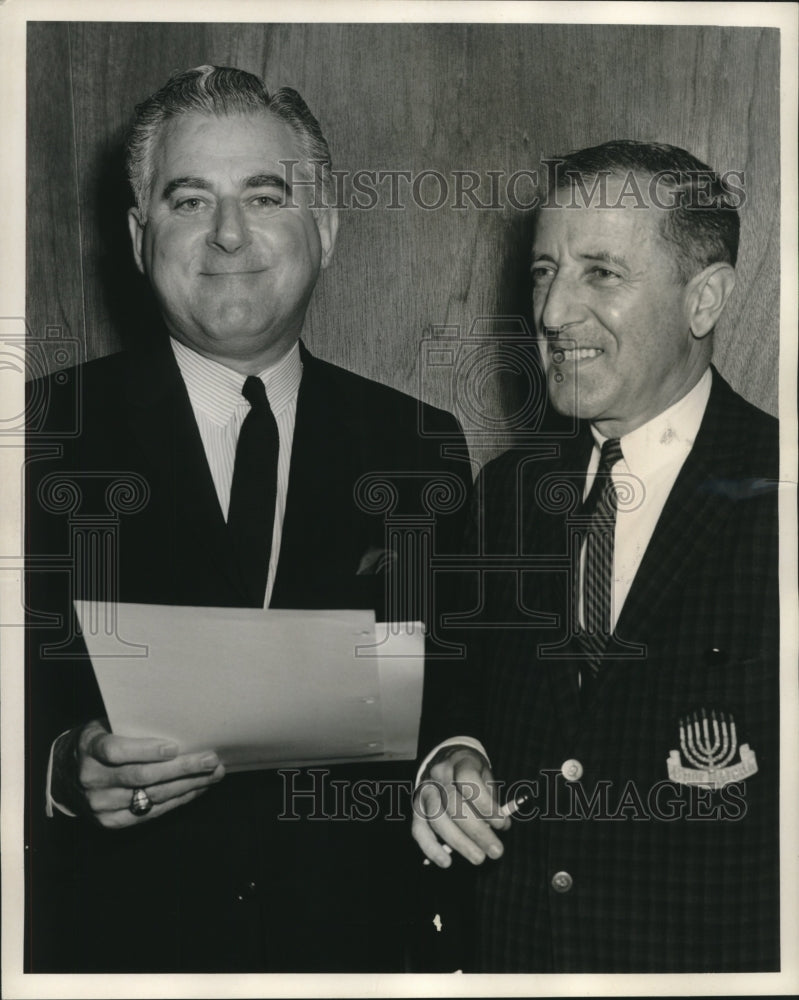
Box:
612;370;741;647
123;344;248;603
536;371;744;721
123;341;369;609
522;430;593;737
271;345;363;607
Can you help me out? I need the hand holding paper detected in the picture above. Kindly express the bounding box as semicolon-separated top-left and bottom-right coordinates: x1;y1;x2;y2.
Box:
56;719;226;828
75;602;425;774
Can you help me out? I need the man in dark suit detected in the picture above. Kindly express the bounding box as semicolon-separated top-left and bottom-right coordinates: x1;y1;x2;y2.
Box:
25;65;469;972
412;141;779;972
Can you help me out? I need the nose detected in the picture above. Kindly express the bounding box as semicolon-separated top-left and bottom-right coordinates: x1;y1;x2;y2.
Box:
208;197;250;254
536;270;581;336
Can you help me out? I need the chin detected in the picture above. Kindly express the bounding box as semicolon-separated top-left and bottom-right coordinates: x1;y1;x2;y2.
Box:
208;308;261;334
211;333;277;358
547;379;580;418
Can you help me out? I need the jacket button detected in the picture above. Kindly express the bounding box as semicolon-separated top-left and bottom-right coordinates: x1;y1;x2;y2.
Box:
551;871;573;893
561;758;583;781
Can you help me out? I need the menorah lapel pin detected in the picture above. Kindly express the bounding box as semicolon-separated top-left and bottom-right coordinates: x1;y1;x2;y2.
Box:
667;709;758;789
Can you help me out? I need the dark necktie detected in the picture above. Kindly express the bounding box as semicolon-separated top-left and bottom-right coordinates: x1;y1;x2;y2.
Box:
227;375;279;607
578;437;624;681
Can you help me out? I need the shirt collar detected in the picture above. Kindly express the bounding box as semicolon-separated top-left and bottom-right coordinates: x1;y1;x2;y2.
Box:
171;338;303;425
590;368;712;478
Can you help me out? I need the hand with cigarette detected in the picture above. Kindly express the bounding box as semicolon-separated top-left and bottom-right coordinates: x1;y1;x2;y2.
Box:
411;744;511;868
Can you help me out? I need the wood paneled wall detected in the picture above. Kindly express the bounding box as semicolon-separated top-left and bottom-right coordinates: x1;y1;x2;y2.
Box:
26;22;780;461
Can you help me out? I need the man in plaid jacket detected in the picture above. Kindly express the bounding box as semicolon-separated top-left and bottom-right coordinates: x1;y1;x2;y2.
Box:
413;141;780;972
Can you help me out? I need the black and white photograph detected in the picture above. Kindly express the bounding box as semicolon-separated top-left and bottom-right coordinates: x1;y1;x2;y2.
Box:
2;1;797;996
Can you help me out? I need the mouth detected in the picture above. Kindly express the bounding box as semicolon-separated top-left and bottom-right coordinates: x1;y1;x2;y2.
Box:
550;347;604;364
201;268;267;277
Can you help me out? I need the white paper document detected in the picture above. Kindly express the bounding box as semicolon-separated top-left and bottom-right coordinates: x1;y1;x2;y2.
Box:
74;602;425;772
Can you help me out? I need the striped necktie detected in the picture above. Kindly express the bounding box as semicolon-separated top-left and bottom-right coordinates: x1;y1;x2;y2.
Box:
227;375;279;607
578;437;624;678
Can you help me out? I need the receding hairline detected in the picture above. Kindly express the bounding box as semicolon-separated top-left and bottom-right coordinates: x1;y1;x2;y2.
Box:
150;106;305;159
547;166;692;205
538;168;728;283
140;107;315;209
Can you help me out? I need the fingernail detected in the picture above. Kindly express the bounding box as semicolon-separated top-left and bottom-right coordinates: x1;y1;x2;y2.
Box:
201;754;217;769
159;742;179;758
489;845;502;859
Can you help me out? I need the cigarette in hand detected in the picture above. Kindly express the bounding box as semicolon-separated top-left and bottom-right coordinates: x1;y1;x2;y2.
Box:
499;792;530;818
423;793;529;865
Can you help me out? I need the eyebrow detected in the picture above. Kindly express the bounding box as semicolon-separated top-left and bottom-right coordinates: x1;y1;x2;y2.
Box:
160;177;211;201
244;173;292;194
529;249;630;269
579;249;629;269
160;173;292;201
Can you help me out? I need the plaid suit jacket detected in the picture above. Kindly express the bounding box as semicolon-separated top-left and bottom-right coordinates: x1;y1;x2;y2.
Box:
443;368;779;972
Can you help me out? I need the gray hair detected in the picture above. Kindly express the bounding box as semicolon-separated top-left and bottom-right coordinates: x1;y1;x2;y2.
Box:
542;139;740;284
125;64;334;217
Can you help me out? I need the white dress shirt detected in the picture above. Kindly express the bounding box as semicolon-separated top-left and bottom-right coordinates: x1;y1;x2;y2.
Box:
419;368;713;779
581;368;711;629
47;339;303;816
171;338;302;608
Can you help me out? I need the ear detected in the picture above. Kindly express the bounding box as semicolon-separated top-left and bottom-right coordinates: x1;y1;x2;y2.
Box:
315;207;339;270
684;262;736;339
127;207;147;275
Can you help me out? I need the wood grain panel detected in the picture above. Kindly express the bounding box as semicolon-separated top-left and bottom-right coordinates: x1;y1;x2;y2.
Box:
26;22;781;462
25;22;85;375
67;21;222;358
